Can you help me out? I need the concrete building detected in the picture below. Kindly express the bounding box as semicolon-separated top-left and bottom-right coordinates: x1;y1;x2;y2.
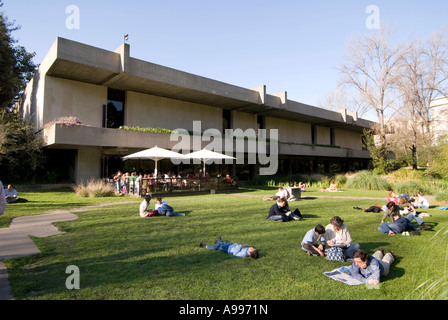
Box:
430;97;448;144
19;37;373;183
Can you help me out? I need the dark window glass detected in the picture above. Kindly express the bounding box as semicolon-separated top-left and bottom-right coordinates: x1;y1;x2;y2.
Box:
106;89;125;128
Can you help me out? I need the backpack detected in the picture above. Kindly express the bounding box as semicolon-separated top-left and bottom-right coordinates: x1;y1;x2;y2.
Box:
325;247;345;262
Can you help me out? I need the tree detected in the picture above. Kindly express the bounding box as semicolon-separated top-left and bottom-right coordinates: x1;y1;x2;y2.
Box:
0;110;45;182
339;29;405;146
389;30;448;168
0;1;44;182
0;0;36;111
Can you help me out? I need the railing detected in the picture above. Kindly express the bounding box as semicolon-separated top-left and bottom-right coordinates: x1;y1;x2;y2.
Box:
110;177;237;197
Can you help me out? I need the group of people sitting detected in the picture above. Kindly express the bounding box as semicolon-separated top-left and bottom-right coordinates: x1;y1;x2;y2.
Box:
321;182;338;192
300;216;395;285
360;190;432;236
139;194;185;217
378;191;431;236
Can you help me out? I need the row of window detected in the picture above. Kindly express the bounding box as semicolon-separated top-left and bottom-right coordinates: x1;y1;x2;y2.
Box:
104;89;336;146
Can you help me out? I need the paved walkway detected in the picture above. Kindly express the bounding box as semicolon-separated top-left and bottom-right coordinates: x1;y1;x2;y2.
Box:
0;201;136;300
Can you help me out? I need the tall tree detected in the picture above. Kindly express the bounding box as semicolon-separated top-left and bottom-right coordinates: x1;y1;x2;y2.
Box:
394;30;448;167
0;0;36;111
339;29;405;146
0;1;44;182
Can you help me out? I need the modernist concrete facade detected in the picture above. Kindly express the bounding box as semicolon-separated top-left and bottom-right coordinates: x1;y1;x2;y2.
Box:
20;37;373;183
430;97;448;144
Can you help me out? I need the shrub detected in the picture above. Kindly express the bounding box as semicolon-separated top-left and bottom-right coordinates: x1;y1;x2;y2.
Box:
74;179;116;197
394;181;428;196
345;170;390;191
333;174;348;186
384;168;424;184
436;190;448;203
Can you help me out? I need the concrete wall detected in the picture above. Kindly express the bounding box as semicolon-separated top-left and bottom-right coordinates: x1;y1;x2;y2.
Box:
125;91;222;131
265;117;311;144
76;147;102;184
232;111;257;131
335;128;363;150
43;77;106;128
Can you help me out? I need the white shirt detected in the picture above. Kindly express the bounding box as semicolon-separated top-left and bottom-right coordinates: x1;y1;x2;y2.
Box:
139;200;150;217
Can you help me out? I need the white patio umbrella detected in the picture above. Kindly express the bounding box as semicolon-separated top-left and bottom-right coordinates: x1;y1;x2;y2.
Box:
184;148;236;177
122;146;186;177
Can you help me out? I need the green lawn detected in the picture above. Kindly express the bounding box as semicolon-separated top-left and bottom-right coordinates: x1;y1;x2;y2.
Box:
2;186;448;300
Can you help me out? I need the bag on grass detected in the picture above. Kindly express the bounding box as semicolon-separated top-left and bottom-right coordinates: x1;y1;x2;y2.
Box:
325;247;345;262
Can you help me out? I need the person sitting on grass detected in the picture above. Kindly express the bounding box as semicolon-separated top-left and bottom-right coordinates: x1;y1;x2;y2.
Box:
139;194;161;218
414;191;430;209
199;237;259;259
4;184;28;203
321;182;338;192
387;191;398;204
301;224;327;256
381;202;430;231
155;197;185;216
324;216;360;259
350;248;395;286
266;198;302;222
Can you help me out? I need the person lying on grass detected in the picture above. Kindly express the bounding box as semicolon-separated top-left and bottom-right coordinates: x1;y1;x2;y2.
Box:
199;237;259;259
155;197;185;216
350;248;395;286
301;224;327;256
378;211;429;236
380;202;430;231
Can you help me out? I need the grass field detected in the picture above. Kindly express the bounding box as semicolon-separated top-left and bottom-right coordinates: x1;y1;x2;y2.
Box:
2;186;448;300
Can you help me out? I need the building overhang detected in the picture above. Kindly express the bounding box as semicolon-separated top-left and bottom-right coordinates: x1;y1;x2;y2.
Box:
40;37;374;133
41;123;371;160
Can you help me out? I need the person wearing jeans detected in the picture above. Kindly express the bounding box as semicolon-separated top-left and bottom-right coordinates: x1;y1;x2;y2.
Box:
199;237;259;259
378;211;429;235
381;202;430;232
324;216;361;259
155;197;185;216
350;248;395;286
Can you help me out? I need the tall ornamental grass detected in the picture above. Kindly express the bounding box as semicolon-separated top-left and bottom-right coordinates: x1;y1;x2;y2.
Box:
345;170;390;191
73;179;116;197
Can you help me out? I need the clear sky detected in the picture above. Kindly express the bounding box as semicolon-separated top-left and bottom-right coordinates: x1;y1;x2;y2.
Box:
2;1;447;121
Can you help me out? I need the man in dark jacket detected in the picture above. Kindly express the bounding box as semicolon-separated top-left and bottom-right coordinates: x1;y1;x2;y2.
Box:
378;212;419;235
266;198;301;222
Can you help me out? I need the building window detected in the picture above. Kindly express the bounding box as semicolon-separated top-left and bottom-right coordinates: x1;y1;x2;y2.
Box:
311;125;317;144
106;89;125;128
223;109;232;131
257;115;265;130
330;128;335;146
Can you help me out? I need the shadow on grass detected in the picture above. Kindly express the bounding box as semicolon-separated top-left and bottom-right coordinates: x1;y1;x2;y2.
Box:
9;245;238;299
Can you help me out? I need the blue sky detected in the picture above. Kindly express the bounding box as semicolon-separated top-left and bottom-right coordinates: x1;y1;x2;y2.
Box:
2;1;447;120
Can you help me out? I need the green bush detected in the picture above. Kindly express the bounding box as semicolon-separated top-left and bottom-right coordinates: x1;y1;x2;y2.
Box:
345;170;391;191
435;190;448;203
394;181;428;196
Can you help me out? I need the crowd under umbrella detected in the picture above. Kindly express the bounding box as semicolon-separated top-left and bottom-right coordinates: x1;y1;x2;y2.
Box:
122;146;186;178
183;148;236;177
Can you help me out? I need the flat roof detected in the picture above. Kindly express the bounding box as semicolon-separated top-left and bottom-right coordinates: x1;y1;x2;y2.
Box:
40;37;373;132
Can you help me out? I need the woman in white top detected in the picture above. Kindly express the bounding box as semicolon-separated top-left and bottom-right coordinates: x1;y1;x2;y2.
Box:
139;194;157;217
414;191;430;209
324;216;360;258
